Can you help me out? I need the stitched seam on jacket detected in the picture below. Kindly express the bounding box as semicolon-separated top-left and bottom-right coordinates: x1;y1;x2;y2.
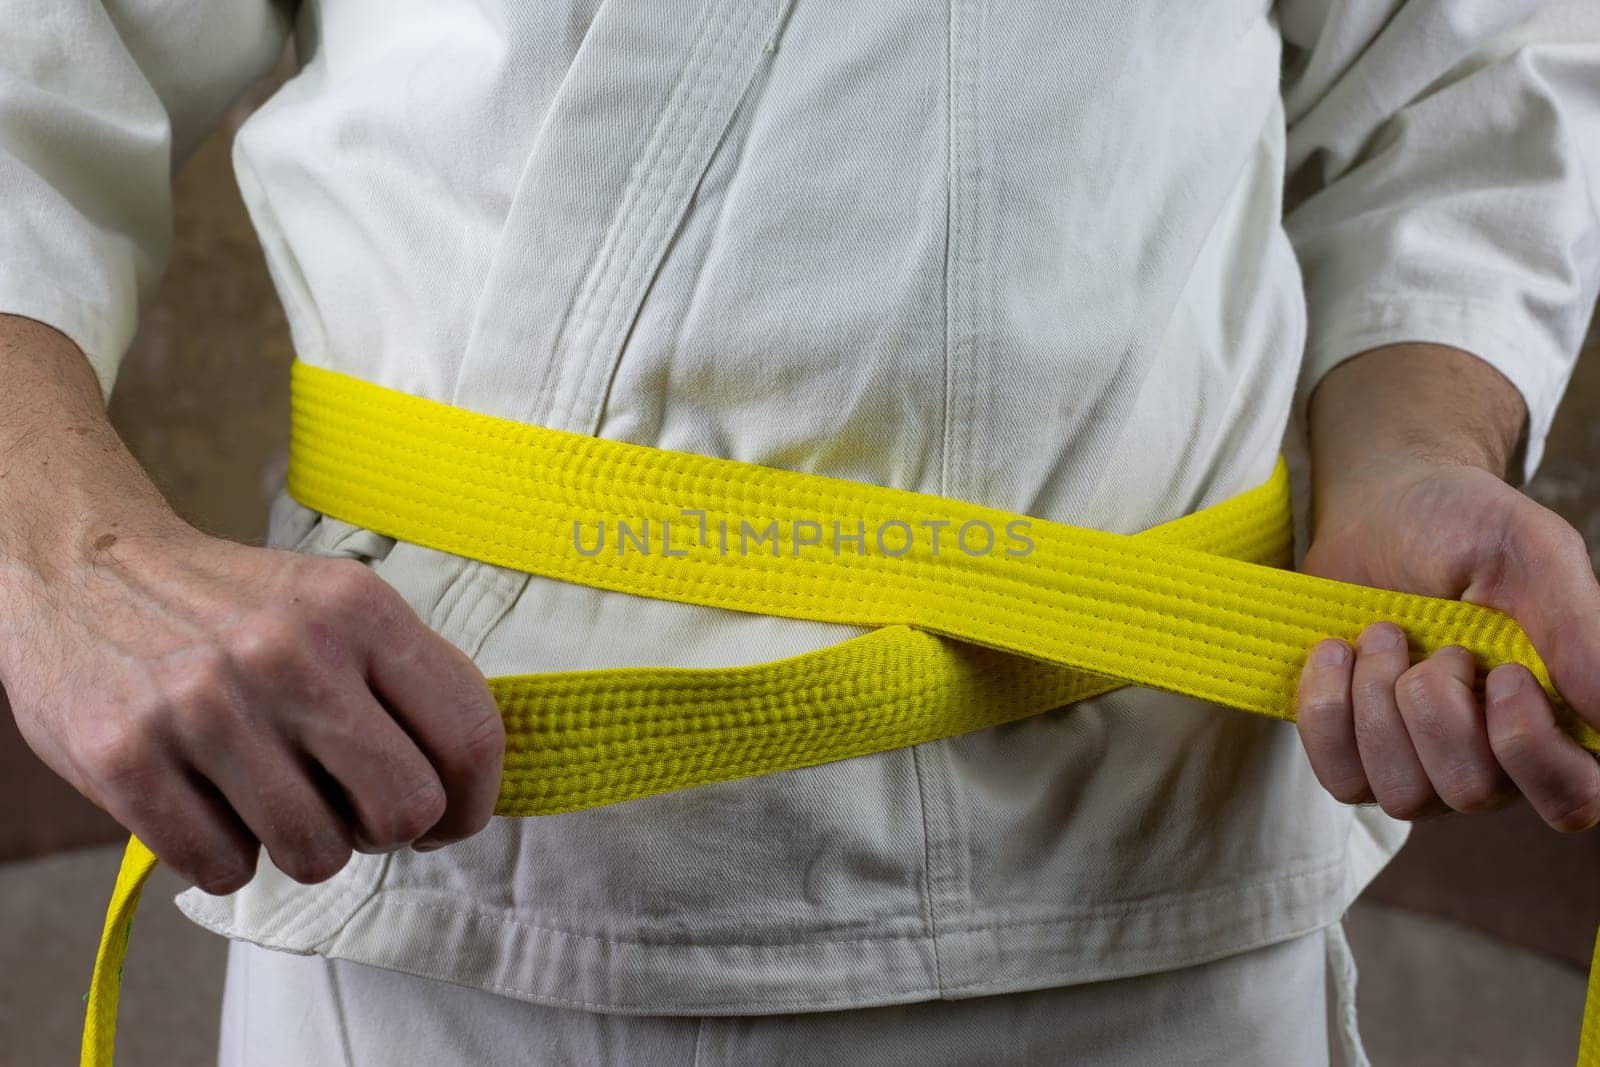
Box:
334;889;1346;1015
528;11;721;423
366;855;1344;948
545;2;757;429
909;746;945;992
571;4;770;434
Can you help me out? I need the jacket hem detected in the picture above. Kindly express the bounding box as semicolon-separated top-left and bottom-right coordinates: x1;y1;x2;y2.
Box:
178;852;1356;1017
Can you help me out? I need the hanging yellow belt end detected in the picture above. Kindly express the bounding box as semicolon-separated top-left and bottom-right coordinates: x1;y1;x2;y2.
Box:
1581;925;1600;1067
81;836;159;1067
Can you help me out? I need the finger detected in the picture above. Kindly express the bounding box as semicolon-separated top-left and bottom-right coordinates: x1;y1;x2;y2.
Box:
1479;513;1600;732
188;727;355;885
1352;623;1440;820
363;612;503;849
1296;639;1371;803
295;685;449;853
161;777;263;895
154;662;356;884
1486;663;1600;833
1394;647;1512;814
101;758;260;895
68;686;260;894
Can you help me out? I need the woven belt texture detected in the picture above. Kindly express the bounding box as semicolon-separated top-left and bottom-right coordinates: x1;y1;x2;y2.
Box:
81;360;1600;1066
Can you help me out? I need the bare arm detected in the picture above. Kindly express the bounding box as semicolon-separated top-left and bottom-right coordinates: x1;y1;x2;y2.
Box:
1296;342;1600;831
0;315;504;892
0;319;179;563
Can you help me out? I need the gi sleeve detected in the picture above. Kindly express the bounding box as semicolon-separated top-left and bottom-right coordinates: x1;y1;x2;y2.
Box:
0;0;289;401
1279;0;1600;481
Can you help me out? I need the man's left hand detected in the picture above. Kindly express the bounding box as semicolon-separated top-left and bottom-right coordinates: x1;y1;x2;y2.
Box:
1295;343;1600;831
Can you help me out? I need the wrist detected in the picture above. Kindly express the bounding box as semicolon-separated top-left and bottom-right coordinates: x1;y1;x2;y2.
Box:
0;315;186;591
0;492;184;608
1306;342;1527;530
0;436;182;568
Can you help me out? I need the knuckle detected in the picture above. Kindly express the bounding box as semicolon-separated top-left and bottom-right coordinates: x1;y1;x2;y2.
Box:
156;655;246;745
229;612;345;707
373;779;448;845
277;842;352;885
1323;772;1372;806
1547;791;1600;834
1374;779;1435;821
1395;662;1440;705
198;870;250;896
1396;680;1452;742
161;651;234;711
1487;720;1541;769
1532;515;1586;561
256;791;353;883
1350;705;1390;749
1379;796;1430;822
169;699;235;750
195;850;256;896
76;717;160;791
171;685;245;746
309;559;388;616
151;831;255;896
1351;676;1396;709
229;614;307;674
1297;695;1349;731
444;707;505;777
1509;511;1588;577
1436;763;1505;813
403;778;449;833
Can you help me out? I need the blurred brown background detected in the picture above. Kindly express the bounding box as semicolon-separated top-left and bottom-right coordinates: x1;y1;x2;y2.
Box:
1;76;1597;1066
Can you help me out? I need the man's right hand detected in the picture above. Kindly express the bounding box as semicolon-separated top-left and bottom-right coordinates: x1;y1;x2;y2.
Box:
4;518;505;895
0;315;503;895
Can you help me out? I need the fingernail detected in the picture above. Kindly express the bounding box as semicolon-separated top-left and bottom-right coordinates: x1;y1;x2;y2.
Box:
413;838;444;853
1486;667;1524;703
1359;625;1405;652
1312;640;1351;668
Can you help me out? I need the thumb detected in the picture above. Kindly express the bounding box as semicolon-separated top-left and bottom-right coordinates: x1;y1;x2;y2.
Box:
1475;507;1600;732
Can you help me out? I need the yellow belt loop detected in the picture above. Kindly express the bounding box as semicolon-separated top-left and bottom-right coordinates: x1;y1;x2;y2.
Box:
80;361;1600;1065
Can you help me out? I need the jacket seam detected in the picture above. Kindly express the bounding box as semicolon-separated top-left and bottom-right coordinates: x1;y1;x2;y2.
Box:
313;890;1346;1016
359;854;1344;948
910;745;944;992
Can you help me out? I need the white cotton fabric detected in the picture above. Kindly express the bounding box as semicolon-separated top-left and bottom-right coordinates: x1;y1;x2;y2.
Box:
3;0;1598;1048
216;928;1350;1067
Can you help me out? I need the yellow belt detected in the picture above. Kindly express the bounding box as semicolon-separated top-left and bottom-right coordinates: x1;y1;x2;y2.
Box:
83;360;1600;1065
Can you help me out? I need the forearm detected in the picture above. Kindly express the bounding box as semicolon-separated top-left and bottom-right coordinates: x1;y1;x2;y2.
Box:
1305;342;1528;536
0;314;180;579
